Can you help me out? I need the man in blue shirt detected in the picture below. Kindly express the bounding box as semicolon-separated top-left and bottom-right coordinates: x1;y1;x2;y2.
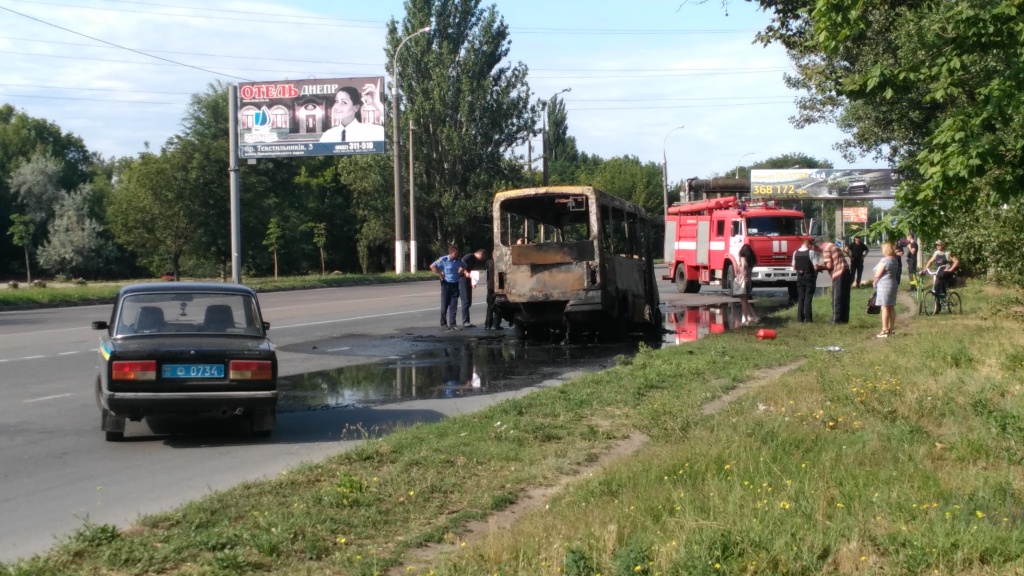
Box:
430;245;468;330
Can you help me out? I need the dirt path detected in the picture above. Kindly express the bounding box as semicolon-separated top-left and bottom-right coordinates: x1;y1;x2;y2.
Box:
387;359;807;575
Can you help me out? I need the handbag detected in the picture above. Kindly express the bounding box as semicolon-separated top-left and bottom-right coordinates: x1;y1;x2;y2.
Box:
866;292;881;314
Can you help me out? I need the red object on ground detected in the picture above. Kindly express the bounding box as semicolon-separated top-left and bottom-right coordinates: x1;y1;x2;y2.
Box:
756;328;777;340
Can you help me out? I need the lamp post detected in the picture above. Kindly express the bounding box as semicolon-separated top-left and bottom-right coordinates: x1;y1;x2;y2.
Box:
734;151;755;179
541;87;571;186
661;125;685;216
391;25;430;274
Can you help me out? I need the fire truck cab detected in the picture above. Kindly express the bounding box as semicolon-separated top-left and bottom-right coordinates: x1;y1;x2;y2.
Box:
665;196;810;298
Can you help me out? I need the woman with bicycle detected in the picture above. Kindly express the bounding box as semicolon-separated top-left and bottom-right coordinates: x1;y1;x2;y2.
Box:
871;242;900;337
923;240;959;296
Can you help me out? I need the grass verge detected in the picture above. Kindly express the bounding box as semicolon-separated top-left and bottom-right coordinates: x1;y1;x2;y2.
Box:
0;272;436;310
4;286;1022;576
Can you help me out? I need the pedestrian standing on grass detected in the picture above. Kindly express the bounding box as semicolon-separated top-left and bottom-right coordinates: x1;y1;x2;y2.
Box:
904;233;919;290
430;245;468;331
872;242;900;337
459;248;486;328
791;238;819;322
846;236;869;287
817;239;852;324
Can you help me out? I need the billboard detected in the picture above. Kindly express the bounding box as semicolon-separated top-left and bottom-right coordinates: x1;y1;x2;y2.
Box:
237;77;386;159
750;168;896;200
842;207;868;223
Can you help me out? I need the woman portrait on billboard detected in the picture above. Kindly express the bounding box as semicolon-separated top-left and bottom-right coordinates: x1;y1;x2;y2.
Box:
319;84;385;143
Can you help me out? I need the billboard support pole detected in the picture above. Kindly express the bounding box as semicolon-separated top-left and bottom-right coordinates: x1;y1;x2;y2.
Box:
228;84;242;284
835;200;845;243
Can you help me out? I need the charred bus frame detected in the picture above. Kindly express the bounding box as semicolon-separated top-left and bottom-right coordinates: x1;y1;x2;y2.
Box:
492;186;660;339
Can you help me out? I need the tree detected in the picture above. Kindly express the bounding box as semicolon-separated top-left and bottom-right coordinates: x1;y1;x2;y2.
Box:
305;222;328;275
545;95;580;185
263;218;283;280
579;155;664;216
7;214;35;283
0;105;93;274
107;146;204;280
388;0;536;255
7;152;64;224
38;185;110;278
752;0;1024;282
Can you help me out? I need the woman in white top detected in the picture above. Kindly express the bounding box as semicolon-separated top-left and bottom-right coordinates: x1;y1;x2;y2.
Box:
319;86;385;143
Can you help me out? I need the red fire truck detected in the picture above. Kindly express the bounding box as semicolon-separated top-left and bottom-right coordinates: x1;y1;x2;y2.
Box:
664;196;810;298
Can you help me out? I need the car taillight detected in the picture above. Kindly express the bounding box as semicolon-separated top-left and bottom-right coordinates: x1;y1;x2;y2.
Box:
112;360;157;381
229;360;273;380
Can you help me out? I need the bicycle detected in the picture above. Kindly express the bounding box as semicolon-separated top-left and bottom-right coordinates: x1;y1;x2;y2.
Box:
918;265;962;316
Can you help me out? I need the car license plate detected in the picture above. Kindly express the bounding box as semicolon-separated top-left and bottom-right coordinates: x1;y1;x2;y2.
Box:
162;364;225;379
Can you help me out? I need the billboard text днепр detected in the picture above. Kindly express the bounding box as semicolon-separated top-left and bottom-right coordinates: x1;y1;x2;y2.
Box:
237;77;386;159
750;169;896;200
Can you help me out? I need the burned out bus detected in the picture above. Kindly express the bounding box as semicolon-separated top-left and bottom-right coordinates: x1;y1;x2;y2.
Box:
491;186;660;340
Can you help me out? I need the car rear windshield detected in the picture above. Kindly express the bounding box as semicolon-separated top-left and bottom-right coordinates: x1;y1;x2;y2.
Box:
115;292;263;337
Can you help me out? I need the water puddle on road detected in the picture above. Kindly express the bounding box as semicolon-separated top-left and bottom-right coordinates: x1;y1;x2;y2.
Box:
661;299;791;346
279;299;794;412
277;340;636;412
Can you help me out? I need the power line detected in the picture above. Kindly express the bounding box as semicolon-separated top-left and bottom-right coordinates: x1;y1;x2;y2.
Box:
532;68;787;79
0;49;384;76
567;100;794;111
0;4;253;81
5;0;758;35
0;35;381;66
7;0;386;29
0;92;184;104
0;81;193;95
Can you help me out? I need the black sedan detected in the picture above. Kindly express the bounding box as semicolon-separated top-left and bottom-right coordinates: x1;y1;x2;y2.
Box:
92;282;277;441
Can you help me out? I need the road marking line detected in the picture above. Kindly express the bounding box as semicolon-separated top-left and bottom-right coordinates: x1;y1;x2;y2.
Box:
262;291;435;312
58;351;82;356
20;355;44;360
24;393;73;403
275;307;435;329
326;347;351;352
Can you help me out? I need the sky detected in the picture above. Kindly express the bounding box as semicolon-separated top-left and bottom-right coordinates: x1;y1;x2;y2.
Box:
0;0;872;185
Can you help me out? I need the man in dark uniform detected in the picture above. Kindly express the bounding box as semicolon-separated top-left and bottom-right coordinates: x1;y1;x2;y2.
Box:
791;239;818;322
458;248;486;328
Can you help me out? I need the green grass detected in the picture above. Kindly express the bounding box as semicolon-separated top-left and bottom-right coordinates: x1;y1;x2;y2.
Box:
4;285;1022;575
0;272;436;310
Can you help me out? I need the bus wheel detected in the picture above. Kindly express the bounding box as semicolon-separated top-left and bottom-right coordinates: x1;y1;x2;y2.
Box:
723;264;736;297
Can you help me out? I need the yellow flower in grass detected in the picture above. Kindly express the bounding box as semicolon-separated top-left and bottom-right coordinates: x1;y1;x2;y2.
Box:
976;510;985;518
779;501;791;510
836;503;845;509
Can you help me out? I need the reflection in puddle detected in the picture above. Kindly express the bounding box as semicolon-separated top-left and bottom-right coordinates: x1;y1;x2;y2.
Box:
661;300;789;346
279;300;793;412
278;341;635;412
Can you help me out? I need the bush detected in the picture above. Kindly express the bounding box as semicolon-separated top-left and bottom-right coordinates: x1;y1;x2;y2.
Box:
73;278;87;285
7;281;18;289
31;280;46;288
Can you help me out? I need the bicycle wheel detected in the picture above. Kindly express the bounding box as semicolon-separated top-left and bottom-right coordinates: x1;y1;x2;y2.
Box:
946;292;962;314
923;291;938;316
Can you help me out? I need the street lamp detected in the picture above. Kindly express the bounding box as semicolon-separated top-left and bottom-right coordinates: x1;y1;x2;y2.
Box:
734;151;755;179
391;24;430;274
541;87;571;186
661;125;685;216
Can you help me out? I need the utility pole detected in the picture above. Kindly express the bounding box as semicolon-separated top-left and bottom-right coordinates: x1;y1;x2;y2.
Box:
228;84;242;284
408;122;417;272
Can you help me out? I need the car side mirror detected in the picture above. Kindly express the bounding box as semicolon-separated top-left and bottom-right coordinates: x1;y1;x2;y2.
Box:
263;321;271;331
92;321;108;330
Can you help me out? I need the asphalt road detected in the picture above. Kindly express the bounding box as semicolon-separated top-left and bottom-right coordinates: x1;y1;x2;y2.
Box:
0;259;883;562
0;280;499;561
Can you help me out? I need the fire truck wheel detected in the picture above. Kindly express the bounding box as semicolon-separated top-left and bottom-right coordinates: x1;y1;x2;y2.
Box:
674;265;688;293
723;264;737;297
